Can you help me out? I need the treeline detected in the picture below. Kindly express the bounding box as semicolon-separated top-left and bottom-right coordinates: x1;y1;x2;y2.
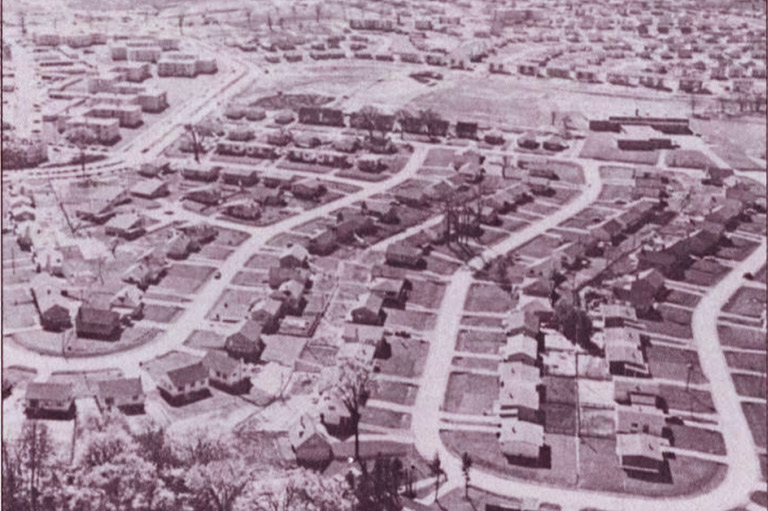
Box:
2;411;412;511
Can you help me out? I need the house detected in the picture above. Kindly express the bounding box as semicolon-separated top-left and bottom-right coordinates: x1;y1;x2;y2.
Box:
456;121;479;139
122;252;169;288
221;167;259;187
615;405;667;437
394;186;428;208
369;277;410;307
350;293;386;325
166;232;196;260
251;186;286;207
105;213;145;239
225;201;261;221
292;179;326;201
268;267;308;290
335;214;376;243
274;279;306;315
358;155;386;173
318;394;353;436
342;324;386;352
504;311;540;338
542;135;567;152
498;418;545;461
110;286;144;321
500;333;539;366
290;415;333;469
96;377;144;412
280;244;309;268
497;379;541;423
604;327;642;348
202;350;247;391
614;380;661;408
589;218;624;243
365;202;400;224
297;107;344;127
309;229;338;256
225;320;266;363
605;343;649;377
250;298;283;332
130;178;169;199
616;433;668;474
31;275;73;331
184;187;221;206
157;362;210;403
518;132;539;149
629;268;666;313
386;242;422;268
25;382;75;418
181;164;220;182
75;306;121;340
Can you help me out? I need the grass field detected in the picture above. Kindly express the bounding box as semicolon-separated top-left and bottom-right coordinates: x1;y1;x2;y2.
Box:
732;374;767;399
723;286;766;318
646;344;708;384
743;402;767;448
456;329;505;354
724;350;767;373
376;338;429;378
718;325;766;351
443;372;498;415
464;283;515;313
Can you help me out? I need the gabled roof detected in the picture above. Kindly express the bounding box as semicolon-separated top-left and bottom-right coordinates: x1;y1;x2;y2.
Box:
498;380;540;411
77;306;120;327
98;377;143;399
499;361;541;386
26;382;73;401
616;433;666;461
166;362;208;387
202;350;241;374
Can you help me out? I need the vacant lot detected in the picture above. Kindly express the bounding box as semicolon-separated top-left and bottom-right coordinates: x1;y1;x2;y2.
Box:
376;338;429;378
669;425;726;455
407;280;447;310
452;356;499;372
441;430;579;487
543;403;577;436
444;372;498;415
49;368;124;398
646;345;708;384
423;147;456;167
371;381;418;406
464;283;515;313
718;325;765;351
658;384;716;414
724;350;767;373
157;264;215;294
385;310;437;332
143;304;183;324
542;376;577;405
184;330;226;350
723;287;766;319
743;402;767;448
518;235;563;259
245;252;281;270
360;407;411;429
663;290;701;308
456;329;505;354
733;374;767;399
665;150;718;170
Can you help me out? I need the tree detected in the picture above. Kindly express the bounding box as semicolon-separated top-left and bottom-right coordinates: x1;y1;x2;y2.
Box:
348;455;403;511
185;457;254;511
249;468;355;511
15;421;60;511
178;11;185;35
183;123;214;163
418;109;443;138
64;127;98;181
356;105;382;142
320;355;377;463
244;9;252;29
461;452;472;499
267;13;273;31
553;299;592;348
394;108;414;140
315;3;322;23
428;453;444;504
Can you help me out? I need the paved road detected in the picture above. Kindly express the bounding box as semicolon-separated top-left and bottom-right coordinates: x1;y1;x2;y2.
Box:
3;146;430;384
411;162;766;510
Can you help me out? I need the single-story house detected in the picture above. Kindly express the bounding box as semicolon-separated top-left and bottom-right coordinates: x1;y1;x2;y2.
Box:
500;333;539;366
385;242;422;268
157;361;210;403
202;350;247;391
280;244;309;268
25;382;75;418
105;213;145;240
369;277;410;307
350;293;386;325
250;298;283;331
75;305;121;340
96;377;145;412
616;433;668;474
225;320;266;363
615;405;667;437
498;417;544;461
130;178;169;199
290;414;333;469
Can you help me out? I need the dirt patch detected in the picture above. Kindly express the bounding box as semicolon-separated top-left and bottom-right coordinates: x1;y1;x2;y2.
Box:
443;372;498;415
249;93;334;111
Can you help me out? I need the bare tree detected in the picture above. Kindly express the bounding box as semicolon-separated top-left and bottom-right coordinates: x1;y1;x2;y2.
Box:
429;453;444;504
355;105;382;142
245;9;252;29
178;11;185;35
315;3;322;23
394;108;413;140
183;123;213;163
320;355;377;464
461;452;472;499
64;127;98;182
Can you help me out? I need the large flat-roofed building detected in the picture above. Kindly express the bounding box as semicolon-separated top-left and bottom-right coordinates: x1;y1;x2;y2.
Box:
157;53;217;77
63;117;121;144
85;103;143;128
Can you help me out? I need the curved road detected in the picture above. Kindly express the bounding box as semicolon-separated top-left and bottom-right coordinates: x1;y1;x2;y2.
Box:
412;165;766;510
